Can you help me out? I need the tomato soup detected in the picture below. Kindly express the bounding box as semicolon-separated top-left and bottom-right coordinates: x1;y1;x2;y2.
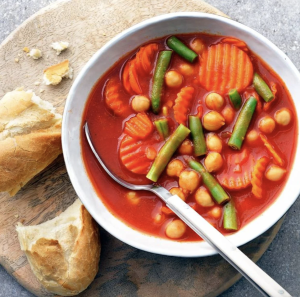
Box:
81;34;297;241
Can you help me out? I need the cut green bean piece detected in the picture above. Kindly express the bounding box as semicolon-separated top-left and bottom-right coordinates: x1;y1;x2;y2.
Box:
189;116;207;156
228;89;242;109
189;159;230;204
253;73;274;102
151;51;172;114
167;36;198;63
155;119;169;140
223;200;238;231
147;124;190;182
228;97;257;150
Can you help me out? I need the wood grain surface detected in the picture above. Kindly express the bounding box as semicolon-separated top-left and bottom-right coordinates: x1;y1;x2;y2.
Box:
0;0;283;296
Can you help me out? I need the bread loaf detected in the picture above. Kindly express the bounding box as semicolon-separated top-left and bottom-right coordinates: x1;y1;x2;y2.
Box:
0;88;62;196
16;199;101;296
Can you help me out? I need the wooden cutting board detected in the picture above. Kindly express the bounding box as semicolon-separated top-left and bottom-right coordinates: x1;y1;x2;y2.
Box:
0;0;284;296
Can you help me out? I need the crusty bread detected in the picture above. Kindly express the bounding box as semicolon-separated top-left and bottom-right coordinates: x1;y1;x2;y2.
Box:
16;199;101;296
0;88;62;196
43;60;73;85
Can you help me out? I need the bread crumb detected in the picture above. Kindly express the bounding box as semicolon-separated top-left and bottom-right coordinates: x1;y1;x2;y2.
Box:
23;47;30;53
43;60;73;85
40;89;45;93
29;48;42;60
18;53;22;57
14;214;19;218
51;41;69;55
14;58;19;63
103;33;106;36
34;81;41;86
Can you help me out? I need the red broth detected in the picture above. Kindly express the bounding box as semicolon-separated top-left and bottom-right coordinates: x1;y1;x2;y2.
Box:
81;34;297;241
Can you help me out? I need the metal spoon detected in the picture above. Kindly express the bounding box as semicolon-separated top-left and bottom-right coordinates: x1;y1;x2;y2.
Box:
84;122;291;297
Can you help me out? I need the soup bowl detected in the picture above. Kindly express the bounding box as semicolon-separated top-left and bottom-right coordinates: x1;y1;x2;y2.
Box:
62;12;300;257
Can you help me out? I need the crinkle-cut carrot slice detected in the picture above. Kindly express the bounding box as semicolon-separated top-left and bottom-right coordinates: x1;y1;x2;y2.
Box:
124;112;153;140
136;43;159;74
105;78;128;116
122;43;158;94
220;37;249;52
199;43;253;95
251;156;270;198
119;135;152;174
263;82;277;111
259;134;284;166
221;170;252;191
173;86;195;125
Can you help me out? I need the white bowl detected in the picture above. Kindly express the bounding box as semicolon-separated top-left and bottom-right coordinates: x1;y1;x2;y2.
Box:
62;12;300;257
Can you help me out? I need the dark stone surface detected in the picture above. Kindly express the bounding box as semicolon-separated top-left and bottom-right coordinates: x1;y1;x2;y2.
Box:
0;0;299;296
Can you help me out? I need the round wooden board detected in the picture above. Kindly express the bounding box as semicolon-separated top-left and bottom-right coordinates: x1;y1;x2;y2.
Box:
0;0;284;296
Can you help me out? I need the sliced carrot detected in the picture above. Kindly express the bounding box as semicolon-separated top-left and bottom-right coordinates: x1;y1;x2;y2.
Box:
199;43;253;95
105;78;128;116
220;37;248;52
221;170;252;191
122;62;132;94
139;43;158;74
259;134;284;166
128;60;142;94
119;135;152;174
251;156;269;198
196;104;203;118
234;148;249;165
124;112;153;140
173;86;195;125
263;82;277;111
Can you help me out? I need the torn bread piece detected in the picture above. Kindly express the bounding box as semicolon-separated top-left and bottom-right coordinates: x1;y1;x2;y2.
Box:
51;41;69;55
16;199;101;296
29;48;42;59
43;60;73;85
0;88;62;196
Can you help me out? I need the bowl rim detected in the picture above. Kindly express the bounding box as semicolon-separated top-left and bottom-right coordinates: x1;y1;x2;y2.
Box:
62;12;300;257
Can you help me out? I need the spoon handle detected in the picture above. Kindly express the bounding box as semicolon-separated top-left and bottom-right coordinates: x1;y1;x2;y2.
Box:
165;194;291;297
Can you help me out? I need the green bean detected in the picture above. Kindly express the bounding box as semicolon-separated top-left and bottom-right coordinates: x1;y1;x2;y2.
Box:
228;89;242;109
223;200;238;231
154;119;169;140
151;51;172;114
147;124;190;182
189;116;206;156
253;73;274;102
228;97;257;150
167;36;198;63
189;160;230;204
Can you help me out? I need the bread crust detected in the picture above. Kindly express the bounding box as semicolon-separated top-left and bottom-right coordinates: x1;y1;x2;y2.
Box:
0;89;62;196
17;200;101;296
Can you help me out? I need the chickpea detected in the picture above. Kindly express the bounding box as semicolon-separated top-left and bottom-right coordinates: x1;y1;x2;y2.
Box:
126;191;139;205
275;108;292;126
179;170;201;193
131;95;150;112
170;187;186;201
178;63;194;76
206;133;222;153
265;165;286;181
258;116;276;134
221;106;235;125
178;139;193;155
166;159;184;177
195;188;214;207
246;130;260;146
165;70;183;88
165;219;187;239
205;93;224;111
204;152;223;172
146;146;157;160
190;38;205;54
202;111;225;131
208;206;222;219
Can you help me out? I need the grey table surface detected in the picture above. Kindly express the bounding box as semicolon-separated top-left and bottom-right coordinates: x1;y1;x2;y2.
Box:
0;0;300;296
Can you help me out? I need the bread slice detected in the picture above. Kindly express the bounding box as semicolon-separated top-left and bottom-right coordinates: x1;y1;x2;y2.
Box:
16;199;101;296
43;60;73;85
0;88;62;196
